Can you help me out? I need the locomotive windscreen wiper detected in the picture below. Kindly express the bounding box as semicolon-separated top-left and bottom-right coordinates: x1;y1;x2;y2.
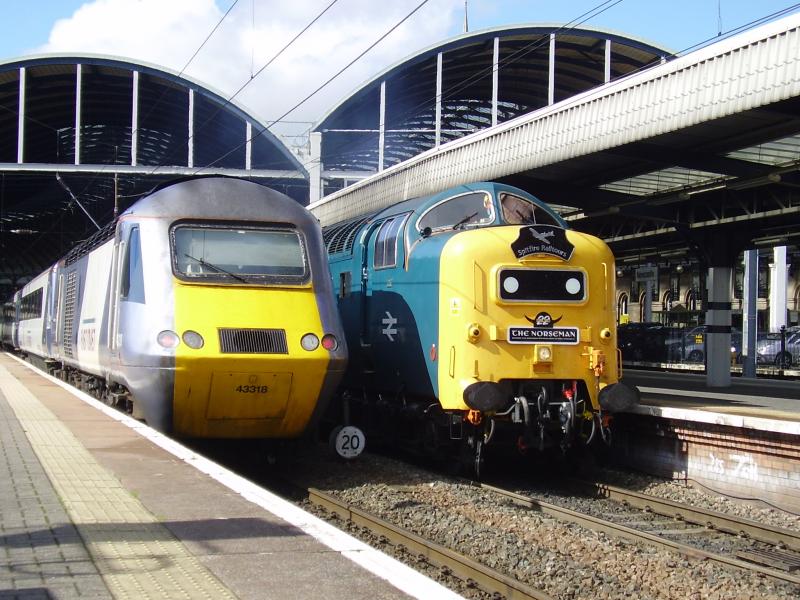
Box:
508;208;536;224
184;253;248;283
452;211;479;230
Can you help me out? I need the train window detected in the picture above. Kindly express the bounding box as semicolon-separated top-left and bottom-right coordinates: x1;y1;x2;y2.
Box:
171;224;308;283
339;271;351;298
417;192;493;233
500;193;564;227
121;227;145;303
19;288;43;320
373;215;406;269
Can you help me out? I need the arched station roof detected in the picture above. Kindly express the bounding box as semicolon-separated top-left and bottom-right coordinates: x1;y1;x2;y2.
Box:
312;25;670;195
0;54;307;295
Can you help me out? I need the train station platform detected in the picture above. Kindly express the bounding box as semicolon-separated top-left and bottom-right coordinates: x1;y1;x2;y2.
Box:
621;369;800;435
613;369;800;513
0;353;461;600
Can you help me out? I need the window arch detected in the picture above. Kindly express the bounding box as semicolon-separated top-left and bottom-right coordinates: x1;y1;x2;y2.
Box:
685;288;699;312
617;292;629;323
639;290;647;322
794;284;800;313
662;289;673;312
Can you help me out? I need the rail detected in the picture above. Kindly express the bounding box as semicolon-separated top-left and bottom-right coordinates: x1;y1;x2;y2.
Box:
572;479;800;551
307;487;554;600
477;482;800;585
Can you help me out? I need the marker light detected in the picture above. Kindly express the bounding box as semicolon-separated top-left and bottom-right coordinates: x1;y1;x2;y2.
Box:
301;333;320;351
321;334;338;351
182;330;204;349
503;276;520;294
157;330;180;348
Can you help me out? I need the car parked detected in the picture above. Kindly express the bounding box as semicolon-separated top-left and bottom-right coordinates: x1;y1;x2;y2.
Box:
755;327;800;367
665;325;743;363
617;322;673;363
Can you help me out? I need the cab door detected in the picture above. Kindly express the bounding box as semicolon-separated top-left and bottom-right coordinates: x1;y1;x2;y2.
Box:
44;265;59;355
107;229;127;363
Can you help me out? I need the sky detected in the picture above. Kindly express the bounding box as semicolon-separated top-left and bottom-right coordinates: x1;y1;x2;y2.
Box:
1;0;798;146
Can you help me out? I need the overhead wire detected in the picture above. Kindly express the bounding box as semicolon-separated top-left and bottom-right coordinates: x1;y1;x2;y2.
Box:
197;0;433;172
147;0;341;177
60;0;244;227
7;1;800;258
299;2;800;183
292;0;627;175
10;0;244;257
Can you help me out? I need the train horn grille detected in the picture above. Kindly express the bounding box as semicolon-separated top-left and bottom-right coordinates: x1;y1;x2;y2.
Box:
218;328;288;354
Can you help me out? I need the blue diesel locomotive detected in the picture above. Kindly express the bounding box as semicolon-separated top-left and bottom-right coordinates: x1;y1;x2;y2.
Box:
322;182;636;472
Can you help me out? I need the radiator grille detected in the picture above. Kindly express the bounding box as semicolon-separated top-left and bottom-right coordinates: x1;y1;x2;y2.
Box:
62;271;78;358
218;328;288;354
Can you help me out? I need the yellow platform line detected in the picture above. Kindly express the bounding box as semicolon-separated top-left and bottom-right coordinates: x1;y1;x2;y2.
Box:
0;363;236;600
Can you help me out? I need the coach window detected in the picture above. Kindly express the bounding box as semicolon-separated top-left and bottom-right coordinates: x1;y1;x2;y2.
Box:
121;227;145;303
373;215;407;269
417;192;493;233
20;288;43;320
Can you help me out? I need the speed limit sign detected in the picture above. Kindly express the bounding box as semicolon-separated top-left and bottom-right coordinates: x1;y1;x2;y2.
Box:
329;425;366;459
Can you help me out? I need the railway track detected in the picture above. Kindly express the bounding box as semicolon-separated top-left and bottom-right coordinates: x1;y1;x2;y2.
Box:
308;477;800;599
572;478;800;552
190;440;798;598
307;487;554;600
481;480;800;585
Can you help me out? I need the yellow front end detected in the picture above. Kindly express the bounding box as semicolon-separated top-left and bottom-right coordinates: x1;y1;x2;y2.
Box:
437;226;619;413
172;282;330;438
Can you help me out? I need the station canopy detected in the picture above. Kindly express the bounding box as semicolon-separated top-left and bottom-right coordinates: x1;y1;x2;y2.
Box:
313;25;670;196
0;54;308;296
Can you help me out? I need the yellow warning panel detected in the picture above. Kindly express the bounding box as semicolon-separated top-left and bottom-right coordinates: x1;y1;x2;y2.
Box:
207;372;292;420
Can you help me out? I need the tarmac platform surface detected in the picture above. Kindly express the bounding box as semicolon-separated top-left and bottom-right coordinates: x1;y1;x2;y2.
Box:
622;369;800;435
0;353;462;600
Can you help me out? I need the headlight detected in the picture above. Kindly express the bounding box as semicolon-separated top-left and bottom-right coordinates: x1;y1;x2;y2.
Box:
157;330;180;348
182;330;204;349
321;334;338;350
301;333;319;351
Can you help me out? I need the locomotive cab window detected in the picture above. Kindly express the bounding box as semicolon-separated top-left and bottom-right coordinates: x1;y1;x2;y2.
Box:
500;193;562;227
373;215;407;269
121;227;145;303
171;223;308;284
417;192;494;234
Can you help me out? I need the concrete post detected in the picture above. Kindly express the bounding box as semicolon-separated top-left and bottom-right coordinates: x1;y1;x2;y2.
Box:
706;266;733;387
769;246;788;331
742;250;758;378
309;132;322;204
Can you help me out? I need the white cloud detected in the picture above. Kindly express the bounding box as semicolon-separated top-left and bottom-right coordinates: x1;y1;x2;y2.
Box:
37;0;463;141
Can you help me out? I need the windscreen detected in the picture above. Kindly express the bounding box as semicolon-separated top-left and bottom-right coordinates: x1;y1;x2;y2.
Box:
500;193;562;226
172;225;308;283
417;192;494;232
